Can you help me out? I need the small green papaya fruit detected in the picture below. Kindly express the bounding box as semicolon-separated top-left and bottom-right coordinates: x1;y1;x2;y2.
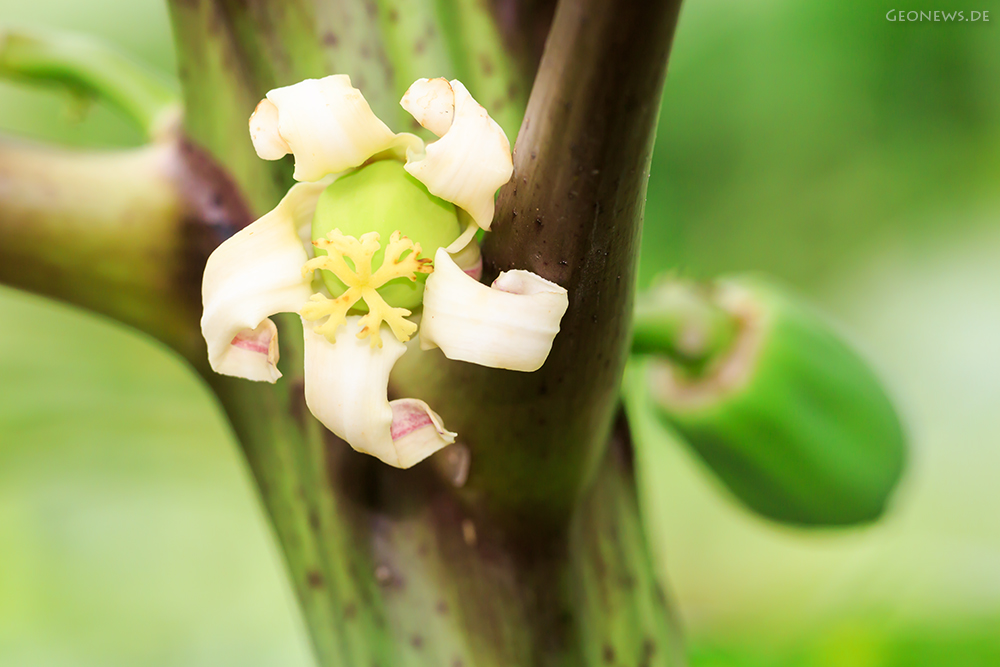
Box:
312;159;461;311
643;276;906;526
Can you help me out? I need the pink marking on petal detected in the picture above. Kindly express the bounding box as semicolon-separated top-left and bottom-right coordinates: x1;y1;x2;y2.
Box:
232;334;271;355
390;403;434;440
462;257;483;281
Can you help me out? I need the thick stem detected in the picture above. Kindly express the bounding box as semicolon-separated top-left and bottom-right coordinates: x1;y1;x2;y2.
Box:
435;0;529;138
395;0;684;526
167;0;290;214
358;413;683;667
488;0;558;74
0;138;201;357
381;1;688;662
374;0;453;129
168;0;530;173
206;321;398;667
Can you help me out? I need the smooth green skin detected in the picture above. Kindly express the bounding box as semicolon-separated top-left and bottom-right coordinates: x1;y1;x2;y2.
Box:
650;277;906;526
311;160;460;311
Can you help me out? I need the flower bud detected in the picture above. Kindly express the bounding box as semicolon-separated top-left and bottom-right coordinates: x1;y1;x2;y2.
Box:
646;276;906;526
311;159;462;310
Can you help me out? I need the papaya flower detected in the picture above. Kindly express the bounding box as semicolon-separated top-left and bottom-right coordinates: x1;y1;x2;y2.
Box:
200;75;569;469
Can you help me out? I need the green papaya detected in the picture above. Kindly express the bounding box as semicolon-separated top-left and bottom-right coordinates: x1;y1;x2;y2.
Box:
641;275;906;526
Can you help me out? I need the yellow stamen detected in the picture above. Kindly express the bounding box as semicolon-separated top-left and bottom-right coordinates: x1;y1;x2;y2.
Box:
301;230;433;348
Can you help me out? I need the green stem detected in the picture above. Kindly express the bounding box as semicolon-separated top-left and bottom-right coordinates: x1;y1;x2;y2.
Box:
208;321;396;667
435;0;529;138
0;137;200;355
632;279;739;371
0;27;181;141
570;420;686;667
374;0;454;129
168;0;400;192
167;0;289;214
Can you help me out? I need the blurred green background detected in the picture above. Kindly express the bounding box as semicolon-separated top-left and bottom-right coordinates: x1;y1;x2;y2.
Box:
1;1;998;665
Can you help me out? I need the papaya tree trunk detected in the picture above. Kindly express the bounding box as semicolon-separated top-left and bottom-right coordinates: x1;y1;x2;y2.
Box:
0;0;688;664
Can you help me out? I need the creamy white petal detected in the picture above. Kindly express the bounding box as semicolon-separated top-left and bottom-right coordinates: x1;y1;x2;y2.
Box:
400;77;455;137
221;319;281;382
402;79;512;230
389;399;458;469
255;75;414;182
201;179;330;382
444;213;479;254
451;240;482;281
248;99;290;160
304;318;456;468
420;248;568;371
445;216;483;280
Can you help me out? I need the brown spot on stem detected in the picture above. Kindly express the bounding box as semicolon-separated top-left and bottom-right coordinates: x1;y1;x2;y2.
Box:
478;53;495;76
461;519;477;546
639;637;656;667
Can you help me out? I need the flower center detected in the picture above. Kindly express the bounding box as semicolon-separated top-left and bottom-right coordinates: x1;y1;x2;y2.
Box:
311;159;461;311
301;230;432;348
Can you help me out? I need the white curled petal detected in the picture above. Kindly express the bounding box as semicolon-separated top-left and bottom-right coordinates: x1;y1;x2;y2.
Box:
221;319;281;382
400;77;455;137
451;241;482;281
420;249;569;371
261;75;401;181
303;318;402;465
303;318;455;468
403;80;512;230
249;99;290;160
201;180;329;382
389;399;457;469
445;216;483;280
444;213;479;254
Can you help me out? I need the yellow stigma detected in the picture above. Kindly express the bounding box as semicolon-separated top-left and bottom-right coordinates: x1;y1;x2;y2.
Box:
301;229;433;348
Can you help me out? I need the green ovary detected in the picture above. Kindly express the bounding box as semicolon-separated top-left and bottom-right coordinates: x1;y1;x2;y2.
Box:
311;159;461;311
